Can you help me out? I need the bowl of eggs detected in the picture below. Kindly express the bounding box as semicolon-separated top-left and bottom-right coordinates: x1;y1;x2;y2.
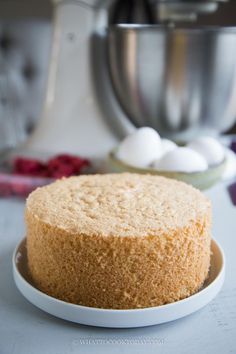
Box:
108;127;227;190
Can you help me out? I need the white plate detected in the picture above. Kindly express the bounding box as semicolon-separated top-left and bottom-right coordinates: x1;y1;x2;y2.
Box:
13;238;225;328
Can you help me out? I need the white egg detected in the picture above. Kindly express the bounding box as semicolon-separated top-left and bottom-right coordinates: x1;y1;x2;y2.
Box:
187;136;225;166
116;127;162;168
153;147;208;172
161;139;177;155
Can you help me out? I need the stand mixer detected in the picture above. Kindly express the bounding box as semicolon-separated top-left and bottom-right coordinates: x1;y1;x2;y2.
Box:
23;0;236;159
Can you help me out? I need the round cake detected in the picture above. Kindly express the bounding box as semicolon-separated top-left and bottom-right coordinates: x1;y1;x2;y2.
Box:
26;173;211;309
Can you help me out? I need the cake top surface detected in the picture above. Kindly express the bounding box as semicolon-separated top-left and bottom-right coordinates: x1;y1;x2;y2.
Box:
26;173;211;237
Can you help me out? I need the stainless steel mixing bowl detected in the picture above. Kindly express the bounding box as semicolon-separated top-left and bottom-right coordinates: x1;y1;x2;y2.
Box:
108;24;236;140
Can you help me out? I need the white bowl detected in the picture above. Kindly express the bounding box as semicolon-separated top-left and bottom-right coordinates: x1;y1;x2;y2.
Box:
13;238;225;328
108;150;227;190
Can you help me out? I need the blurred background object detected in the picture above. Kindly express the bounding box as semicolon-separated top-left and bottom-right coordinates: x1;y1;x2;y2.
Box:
1;0;236;155
0;67;25;151
0;0;236;196
0;0;52;152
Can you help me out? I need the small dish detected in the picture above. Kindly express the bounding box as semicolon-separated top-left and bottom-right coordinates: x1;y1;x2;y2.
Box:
108;150;226;190
13;238;225;328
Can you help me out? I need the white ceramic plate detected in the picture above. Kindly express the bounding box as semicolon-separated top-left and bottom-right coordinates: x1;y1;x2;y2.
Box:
13;238;225;328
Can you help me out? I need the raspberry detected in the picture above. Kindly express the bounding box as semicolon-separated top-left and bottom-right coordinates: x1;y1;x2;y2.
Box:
47;154;90;178
12;154;91;179
13;157;47;177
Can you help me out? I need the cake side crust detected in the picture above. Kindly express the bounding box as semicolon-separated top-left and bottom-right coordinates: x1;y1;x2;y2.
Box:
26;206;211;309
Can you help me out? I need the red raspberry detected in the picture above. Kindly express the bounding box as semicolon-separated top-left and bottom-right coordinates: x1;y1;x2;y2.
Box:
12;154;91;179
47;154;90;178
13;157;47;177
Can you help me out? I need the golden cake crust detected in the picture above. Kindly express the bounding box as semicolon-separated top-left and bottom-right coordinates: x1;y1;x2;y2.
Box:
26;173;212;309
26;173;210;237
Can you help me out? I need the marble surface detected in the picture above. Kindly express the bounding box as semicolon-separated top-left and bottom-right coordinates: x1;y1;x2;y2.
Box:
0;181;235;354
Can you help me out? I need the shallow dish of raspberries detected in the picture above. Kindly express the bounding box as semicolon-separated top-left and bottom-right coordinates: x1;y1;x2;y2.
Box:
0;154;91;197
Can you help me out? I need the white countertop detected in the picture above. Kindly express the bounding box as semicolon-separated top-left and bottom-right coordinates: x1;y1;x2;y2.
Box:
0;181;236;354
